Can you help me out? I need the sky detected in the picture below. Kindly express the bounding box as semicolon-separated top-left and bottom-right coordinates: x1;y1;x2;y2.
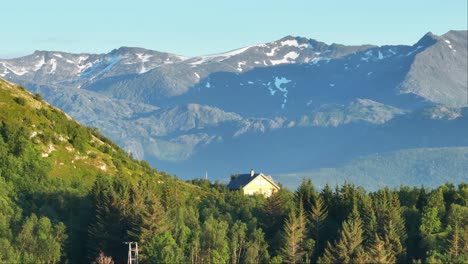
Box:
1;0;467;58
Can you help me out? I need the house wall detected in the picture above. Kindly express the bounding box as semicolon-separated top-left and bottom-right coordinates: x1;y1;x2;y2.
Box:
243;176;278;197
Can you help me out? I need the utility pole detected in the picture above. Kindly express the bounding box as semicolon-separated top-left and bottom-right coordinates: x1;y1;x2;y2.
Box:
124;242;138;264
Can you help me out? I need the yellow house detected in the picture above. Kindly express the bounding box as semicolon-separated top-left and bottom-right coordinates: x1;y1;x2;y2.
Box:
227;169;280;197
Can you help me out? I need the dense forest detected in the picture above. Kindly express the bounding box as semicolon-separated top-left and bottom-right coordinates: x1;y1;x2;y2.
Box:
0;79;467;263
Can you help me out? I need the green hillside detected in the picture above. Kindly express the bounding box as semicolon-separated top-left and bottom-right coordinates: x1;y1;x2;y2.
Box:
0;79;201;263
0;78;466;264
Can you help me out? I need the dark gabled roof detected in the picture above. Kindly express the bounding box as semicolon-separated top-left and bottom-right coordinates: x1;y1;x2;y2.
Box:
227;173;280;190
227;173;260;190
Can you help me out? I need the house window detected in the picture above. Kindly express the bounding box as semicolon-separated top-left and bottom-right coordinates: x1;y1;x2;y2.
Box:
257;178;266;186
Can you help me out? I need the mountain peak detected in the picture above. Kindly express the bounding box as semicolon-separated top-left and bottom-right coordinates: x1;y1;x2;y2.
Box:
415;31;439;47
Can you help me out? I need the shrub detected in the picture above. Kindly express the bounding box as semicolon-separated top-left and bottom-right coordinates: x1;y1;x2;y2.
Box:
33;93;43;101
14;97;26;105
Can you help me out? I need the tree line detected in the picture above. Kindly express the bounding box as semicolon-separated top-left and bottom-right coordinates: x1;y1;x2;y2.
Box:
0;99;467;263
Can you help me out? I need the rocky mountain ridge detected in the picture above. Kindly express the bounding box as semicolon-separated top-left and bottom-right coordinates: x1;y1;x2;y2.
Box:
1;30;466;189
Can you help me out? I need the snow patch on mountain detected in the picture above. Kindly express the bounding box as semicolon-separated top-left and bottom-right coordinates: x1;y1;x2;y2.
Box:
280;39;309;49
49;58;57;74
188;46;251;66
378;51;384;60
237;61;246;72
78;55;89;63
310;57;327;65
0;62;28;76
444;40;456;52
78;62;93;74
136;53;153;62
273;77;291;109
34;56;46;71
271;51;299;65
266;47;278;57
218;46;251;58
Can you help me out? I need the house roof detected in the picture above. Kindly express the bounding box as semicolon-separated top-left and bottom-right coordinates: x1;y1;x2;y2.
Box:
227;173;280;190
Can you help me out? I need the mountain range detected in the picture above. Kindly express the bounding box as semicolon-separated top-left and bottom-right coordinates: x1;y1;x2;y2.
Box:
1;30;467;190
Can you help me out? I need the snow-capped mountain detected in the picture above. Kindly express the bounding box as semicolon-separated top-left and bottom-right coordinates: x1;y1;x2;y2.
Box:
1;30;467;190
0;47;185;88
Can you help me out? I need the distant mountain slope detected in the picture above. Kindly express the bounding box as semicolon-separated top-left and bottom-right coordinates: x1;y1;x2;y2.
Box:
399;31;468;107
0;31;466;188
276;147;468;191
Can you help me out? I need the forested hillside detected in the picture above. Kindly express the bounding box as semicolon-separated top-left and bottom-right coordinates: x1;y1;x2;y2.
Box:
0;78;467;263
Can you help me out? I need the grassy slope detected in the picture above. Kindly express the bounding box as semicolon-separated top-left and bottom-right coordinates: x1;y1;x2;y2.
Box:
0;78;201;196
0;78;209;263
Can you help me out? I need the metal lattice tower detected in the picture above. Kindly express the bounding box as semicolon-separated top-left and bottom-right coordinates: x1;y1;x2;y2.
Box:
124;242;138;264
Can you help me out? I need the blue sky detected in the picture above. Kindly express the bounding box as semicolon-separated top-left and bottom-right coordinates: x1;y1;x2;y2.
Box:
1;0;466;58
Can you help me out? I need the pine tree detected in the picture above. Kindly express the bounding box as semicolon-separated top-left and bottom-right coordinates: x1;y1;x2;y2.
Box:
295;179;316;213
373;188;407;261
298;201;307;246
309;194;328;259
447;223;461;258
384;224;403;262
281;209;305;263
138;194;167;245
310;194;328;236
420;207;441;235
360;195;377;245
367;234;395;263
318;207;366;264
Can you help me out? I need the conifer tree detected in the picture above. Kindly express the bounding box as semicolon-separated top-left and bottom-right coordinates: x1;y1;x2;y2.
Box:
318;207;366;264
367;234;395;263
420;207;441;235
373;188;407;260
309;193;328;259
384;224;404;262
447;223;461;258
360;195;377;245
295;179;316;213
281;208;306;263
138;194;167;245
